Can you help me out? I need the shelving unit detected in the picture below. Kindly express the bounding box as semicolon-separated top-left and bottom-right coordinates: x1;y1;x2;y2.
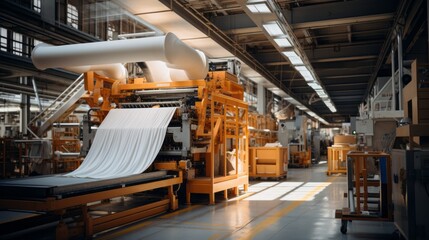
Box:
335;151;392;234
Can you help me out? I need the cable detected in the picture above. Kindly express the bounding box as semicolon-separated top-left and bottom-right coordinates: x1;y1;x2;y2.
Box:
174;183;181;196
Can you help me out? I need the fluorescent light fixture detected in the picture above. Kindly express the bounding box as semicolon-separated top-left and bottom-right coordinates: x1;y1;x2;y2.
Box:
274;38;292;47
323;99;337;113
283;50;299;58
295;66;309;72
282;50;304;65
263;22;284;36
299;70;314;81
247;2;272;13
288;56;304;65
308;82;321;90
307;111;316;117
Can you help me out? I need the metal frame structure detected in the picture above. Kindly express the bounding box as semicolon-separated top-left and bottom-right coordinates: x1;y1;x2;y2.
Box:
81;70;249;205
0;171;182;238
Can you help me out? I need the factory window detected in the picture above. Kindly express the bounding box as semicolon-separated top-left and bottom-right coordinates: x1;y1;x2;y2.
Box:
32;39;42;53
0;28;7;52
242;78;258;109
33;39;42;46
33;0;41;13
107;24;115;41
12;32;23;56
67;4;79;29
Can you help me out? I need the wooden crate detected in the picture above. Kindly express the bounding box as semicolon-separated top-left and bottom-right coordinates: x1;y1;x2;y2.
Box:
249;147;288;178
327;145;357;175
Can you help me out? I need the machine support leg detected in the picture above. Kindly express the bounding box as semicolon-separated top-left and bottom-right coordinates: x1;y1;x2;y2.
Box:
186;191;191;205
168;185;178;210
209;193;215;205
341;220;348;234
233;187;239;196
81;205;93;239
56;220;69;240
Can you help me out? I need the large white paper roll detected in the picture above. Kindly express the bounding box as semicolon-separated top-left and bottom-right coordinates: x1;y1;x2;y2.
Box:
65;108;176;179
31;33;208;81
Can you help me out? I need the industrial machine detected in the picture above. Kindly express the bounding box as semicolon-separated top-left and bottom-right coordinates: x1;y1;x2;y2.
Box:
391;149;429;240
0;32;249;238
78;68;249;205
390;59;429;239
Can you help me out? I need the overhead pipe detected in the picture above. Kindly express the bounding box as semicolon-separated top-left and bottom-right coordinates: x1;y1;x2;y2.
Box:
31;32;208;81
397;27;403;110
391;44;396;111
31;77;43;112
0;82;60;97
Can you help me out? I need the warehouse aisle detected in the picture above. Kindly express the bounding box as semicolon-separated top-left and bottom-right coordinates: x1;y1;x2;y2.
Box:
96;163;395;240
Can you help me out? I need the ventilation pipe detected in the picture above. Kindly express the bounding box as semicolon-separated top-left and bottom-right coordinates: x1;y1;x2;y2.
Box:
31;32;208;82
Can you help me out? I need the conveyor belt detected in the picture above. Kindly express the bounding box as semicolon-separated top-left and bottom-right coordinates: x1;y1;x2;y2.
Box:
0;170;171;200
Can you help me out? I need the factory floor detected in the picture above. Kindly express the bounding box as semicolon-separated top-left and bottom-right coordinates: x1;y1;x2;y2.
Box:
95;162;396;240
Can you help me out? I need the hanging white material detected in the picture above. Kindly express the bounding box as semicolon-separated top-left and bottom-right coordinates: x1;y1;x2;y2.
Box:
65;108;176;179
31;32;208;81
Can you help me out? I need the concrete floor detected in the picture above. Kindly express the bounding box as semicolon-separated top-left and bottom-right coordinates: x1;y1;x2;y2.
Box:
95;163;396;240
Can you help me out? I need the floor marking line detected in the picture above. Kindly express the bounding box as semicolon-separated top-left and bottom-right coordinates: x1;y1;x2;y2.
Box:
237;176;338;240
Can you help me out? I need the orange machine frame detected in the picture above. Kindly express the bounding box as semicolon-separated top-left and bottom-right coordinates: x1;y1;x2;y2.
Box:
0;172;182;239
81;70;249;205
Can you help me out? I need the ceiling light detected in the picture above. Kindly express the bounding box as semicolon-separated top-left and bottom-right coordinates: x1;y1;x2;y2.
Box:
308;82;321;90
295;66;309;72
307;111;316;117
282;50;304;65
282;50;299;58
247;2;272;13
273;38;292;47
299;70;314;81
263;22;284;36
288;56;304;65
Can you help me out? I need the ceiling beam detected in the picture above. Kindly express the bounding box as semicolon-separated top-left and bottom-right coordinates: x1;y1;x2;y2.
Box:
305;42;383;62
158;0;321;115
319;73;371;79
289;0;398;29
363;0;410;101
0;51;78;84
209;0;397;32
255;42;381;64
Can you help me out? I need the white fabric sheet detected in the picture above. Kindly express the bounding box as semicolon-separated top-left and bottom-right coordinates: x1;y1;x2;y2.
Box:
65;108;176;179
